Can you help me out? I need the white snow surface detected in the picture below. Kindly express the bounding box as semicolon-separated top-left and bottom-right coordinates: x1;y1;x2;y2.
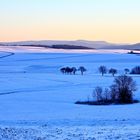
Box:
0;46;140;139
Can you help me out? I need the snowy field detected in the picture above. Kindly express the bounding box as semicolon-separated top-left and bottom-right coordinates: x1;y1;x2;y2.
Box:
0;46;140;139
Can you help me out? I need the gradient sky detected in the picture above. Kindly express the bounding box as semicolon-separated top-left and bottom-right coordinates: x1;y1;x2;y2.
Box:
0;0;140;43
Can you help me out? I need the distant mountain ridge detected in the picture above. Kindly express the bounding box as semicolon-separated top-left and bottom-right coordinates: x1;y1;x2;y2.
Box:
103;43;140;50
0;40;140;50
0;40;116;49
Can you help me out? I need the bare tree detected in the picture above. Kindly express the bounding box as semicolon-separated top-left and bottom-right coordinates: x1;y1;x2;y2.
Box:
110;75;137;103
98;66;107;76
104;88;110;101
109;68;117;77
78;66;87;75
93;87;110;103
60;67;66;74
124;68;130;75
72;67;77;75
93;86;103;102
110;84;117;102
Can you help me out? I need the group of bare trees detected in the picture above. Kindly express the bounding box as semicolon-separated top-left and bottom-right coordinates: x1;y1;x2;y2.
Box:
93;75;137;104
98;65;140;76
59;66;138;104
76;75;137;105
60;66;86;75
98;66;117;76
60;65;140;77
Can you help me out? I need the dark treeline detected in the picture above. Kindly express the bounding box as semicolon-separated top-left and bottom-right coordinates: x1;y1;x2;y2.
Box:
60;65;140;76
51;45;93;49
60;66;87;75
10;44;94;50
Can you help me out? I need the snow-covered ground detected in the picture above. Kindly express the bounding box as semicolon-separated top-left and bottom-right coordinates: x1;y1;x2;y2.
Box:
0;46;140;139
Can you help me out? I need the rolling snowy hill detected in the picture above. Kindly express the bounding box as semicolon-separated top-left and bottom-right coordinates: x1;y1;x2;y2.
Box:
0;49;140;139
0;40;115;49
1;40;140;50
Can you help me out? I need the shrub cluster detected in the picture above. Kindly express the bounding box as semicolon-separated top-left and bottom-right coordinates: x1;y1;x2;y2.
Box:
60;65;140;76
98;65;140;76
60;66;86;75
76;75;138;105
98;66;118;77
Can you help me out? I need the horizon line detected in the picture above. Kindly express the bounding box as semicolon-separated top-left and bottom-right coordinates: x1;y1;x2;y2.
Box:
0;39;138;45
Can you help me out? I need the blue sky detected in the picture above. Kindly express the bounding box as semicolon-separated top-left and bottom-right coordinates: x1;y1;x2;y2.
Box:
0;0;140;43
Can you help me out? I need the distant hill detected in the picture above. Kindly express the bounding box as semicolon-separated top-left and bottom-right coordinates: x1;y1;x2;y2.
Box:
101;43;140;50
0;40;140;50
0;40;114;49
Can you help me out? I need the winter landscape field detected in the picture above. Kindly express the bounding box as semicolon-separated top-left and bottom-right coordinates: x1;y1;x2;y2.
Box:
0;46;140;139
